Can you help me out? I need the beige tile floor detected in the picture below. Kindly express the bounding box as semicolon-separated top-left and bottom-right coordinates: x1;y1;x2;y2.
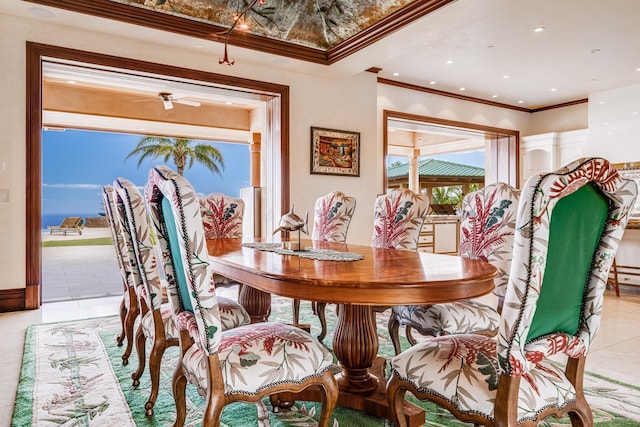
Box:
1;284;639;424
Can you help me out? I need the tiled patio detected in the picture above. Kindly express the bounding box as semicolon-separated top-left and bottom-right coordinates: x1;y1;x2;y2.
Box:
41;227;123;302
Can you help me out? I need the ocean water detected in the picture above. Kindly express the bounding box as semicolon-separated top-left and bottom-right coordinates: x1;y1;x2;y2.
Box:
41;213;98;230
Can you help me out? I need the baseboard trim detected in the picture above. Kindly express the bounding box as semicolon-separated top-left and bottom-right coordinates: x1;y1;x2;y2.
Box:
0;288;27;312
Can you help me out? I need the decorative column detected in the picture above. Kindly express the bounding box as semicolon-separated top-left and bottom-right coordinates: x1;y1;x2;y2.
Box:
249;132;261;187
408;148;420;193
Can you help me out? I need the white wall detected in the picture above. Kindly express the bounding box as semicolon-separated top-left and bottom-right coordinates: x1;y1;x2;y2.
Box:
527;103;588;135
0;13;378;290
585;83;640;162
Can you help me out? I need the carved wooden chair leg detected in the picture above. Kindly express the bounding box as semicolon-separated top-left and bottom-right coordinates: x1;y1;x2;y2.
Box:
116;297;126;346
611;258;620;297
121;291;139;366
315;302;328;341
172;362;188;427
131;325;146;386
388;311;403;355
292;298;301;325
405;325;417;346
386;374;409;427
145;338;175;416
565;357;593;426
317;369;339;427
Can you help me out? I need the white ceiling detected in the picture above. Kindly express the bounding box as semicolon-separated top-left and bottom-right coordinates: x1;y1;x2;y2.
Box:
4;0;640;109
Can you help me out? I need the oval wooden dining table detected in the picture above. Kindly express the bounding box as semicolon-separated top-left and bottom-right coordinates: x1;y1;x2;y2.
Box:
207;238;497;427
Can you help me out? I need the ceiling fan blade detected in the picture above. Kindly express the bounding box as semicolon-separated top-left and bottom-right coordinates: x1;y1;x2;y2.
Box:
174;99;201;107
162;98;174;110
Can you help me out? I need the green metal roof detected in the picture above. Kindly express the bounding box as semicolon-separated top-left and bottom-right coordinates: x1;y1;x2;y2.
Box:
387;158;484;179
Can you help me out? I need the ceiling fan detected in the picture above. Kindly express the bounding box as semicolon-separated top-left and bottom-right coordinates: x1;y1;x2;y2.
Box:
135;92;202;110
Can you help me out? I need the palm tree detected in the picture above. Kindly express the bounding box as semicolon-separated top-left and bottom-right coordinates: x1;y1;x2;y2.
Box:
125;136;225;176
432;186;462;205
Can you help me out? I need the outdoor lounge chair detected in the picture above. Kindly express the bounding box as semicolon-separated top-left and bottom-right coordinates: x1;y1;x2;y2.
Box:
47;216;83;235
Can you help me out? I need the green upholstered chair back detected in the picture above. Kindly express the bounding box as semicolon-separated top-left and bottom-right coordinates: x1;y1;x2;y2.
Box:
145;165;223;355
372;189;429;251
498;157;638;375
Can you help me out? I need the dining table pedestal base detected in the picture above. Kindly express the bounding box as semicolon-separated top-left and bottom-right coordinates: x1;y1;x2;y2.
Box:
238;285;271;323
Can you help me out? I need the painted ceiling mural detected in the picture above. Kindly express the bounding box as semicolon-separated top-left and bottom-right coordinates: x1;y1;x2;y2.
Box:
111;0;419;49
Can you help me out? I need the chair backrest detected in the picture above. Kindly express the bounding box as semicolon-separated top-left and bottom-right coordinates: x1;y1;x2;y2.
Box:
101;185;133;289
312;191;356;243
111;184;145;293
372;189;429;250
199;193;245;239
60;216;82;228
458;182;520;299
114;177;164;311
498;157;637;376
145;165;222;356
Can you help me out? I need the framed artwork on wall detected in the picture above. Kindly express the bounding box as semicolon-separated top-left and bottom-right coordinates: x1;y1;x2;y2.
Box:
310;127;360;177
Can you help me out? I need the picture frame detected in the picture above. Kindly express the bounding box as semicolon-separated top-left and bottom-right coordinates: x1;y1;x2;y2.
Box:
310;127;360;177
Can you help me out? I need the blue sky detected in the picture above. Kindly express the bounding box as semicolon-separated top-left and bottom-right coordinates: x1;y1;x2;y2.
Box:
42;129;250;215
43;129;485;216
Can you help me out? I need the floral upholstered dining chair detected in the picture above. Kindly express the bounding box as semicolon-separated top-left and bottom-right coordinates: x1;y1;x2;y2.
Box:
371;189;429;318
293;191;356;341
387;157;638;427
114;178;250;416
388;182;520;355
199;193;244;240
199;193;246;292
372;189;429;251
145;165;338;427
101;185;138;366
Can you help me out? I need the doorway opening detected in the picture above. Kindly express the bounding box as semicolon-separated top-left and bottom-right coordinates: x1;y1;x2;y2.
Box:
383;110;519;253
26;42;291;308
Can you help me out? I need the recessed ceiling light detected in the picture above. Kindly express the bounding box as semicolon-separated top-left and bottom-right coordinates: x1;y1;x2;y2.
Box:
636;67;640;72
604;122;609;126
550;88;557;91
491;95;498;98
429;81;437;85
225;101;233;105
599;101;606;105
533;26;545;33
518;100;524;104
446;60;454;64
634;111;639;115
590;48;601;54
502;75;510;79
66;80;76;84
459;87;466;91
392;72;400;76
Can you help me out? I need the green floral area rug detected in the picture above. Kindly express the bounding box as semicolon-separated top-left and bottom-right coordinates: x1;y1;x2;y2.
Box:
12;295;640;426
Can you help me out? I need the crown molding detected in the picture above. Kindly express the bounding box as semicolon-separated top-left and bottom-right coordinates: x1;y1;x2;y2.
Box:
378;78;588;113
